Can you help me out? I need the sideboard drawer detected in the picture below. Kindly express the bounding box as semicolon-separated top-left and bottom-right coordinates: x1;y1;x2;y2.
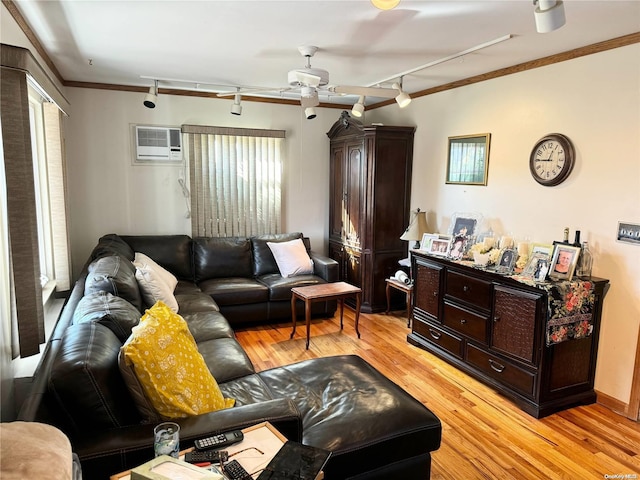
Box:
443;301;488;343
467;343;536;397
445;270;492;311
414;319;463;359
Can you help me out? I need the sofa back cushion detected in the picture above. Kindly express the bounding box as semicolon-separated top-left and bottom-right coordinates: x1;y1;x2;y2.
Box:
120;235;193;280
73;291;141;342
49;322;141;435
91;234;135;261
193;237;253;282
84;255;143;312
252;232;303;276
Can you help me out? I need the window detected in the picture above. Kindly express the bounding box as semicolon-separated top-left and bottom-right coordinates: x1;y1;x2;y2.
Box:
184;125;285;237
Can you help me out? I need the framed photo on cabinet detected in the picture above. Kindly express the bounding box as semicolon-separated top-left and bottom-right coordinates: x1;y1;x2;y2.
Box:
549;244;580;281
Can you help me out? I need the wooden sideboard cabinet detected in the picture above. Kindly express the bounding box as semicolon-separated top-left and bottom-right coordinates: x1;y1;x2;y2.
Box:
408;249;609;418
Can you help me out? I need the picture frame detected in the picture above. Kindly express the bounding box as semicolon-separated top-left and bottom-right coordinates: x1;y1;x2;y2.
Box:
530;242;554;257
420;233;438;251
448;212;483;238
448;235;467;260
446;133;491;185
548;244;581;281
495;248;517;274
522;252;551;280
429;235;451;256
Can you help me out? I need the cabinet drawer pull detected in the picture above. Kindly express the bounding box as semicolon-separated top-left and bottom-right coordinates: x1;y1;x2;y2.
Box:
489;359;505;373
463;285;469;292
460;318;467;324
432;291;438;297
428;329;442;340
493;315;501;323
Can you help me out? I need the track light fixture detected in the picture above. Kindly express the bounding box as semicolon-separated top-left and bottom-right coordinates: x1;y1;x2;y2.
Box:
351;96;365;118
143;80;158;108
371;0;400;10
533;0;566;33
305;107;317;120
231;89;242;115
392;81;411;108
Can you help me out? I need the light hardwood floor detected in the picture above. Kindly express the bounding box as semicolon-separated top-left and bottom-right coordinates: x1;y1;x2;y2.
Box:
234;308;640;479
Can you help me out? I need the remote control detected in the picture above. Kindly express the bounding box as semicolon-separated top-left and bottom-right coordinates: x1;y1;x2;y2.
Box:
184;449;229;464
194;430;244;451
223;459;252;480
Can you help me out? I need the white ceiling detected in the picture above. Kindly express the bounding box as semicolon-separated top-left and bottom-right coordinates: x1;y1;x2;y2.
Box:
13;0;640;106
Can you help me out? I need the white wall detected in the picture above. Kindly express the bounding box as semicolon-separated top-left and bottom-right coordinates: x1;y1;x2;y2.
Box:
367;44;640;404
64;88;339;277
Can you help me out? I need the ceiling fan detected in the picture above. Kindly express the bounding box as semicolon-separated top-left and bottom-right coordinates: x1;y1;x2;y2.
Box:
217;46;410;118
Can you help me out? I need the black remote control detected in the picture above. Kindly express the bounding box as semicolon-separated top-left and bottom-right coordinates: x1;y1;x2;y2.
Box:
184;449;229;464
194;430;244;451
223;459;252;480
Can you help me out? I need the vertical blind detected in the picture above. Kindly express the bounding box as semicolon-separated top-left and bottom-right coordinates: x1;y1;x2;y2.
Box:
183;125;285;238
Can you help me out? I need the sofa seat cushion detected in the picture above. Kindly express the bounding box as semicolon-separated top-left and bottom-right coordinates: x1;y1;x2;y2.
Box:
73;291;141;342
219;374;275;406
174;280;203;295
257;274;326;302
199;278;268;306
84;255;142;312
182;311;234;343
199;337;256;383
176;293;220;314
258;355;442;479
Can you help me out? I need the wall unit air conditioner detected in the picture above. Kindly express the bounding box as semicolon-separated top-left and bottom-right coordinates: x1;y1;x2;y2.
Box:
133;125;182;164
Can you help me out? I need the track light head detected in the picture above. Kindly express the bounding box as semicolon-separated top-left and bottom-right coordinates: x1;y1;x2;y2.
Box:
305;107;317;120
392;82;411;108
231;93;242;115
143;80;158;108
351;96;365;118
534;0;566;33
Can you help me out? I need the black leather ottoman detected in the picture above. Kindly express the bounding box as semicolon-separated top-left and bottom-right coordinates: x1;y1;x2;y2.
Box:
258;355;442;479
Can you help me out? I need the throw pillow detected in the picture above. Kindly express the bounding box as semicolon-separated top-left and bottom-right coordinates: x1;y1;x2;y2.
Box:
133;252;178;291
267;238;314;277
119;301;235;420
135;264;179;312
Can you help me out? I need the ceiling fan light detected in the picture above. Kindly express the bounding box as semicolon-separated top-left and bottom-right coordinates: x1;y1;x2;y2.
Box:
305;107;317;120
231;93;242;115
351;96;365;118
371;0;400;10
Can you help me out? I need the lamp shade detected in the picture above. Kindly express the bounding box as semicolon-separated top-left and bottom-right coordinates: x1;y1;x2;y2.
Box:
400;209;428;243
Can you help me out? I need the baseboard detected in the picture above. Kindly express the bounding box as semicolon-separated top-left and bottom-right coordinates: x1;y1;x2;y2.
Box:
596;389;636;420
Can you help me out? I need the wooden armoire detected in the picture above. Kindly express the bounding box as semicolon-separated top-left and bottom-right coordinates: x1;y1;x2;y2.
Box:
327;113;415;313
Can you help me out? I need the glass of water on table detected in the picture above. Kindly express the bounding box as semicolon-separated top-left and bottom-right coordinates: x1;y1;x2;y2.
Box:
154;422;180;458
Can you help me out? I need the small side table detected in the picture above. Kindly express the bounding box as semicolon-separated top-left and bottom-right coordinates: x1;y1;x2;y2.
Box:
385;278;413;327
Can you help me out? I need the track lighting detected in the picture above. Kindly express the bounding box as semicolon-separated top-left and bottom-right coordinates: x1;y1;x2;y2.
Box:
305;107;317;120
371;0;400;10
351;96;365;118
534;0;566;33
143;80;158;108
231;90;242;115
392;82;411;108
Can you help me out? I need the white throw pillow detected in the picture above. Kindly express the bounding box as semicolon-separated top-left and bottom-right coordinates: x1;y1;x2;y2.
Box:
135;264;179;312
133;252;178;291
267;238;314;277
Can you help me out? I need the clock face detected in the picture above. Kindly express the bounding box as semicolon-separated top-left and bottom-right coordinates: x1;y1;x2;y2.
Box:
529;134;575;186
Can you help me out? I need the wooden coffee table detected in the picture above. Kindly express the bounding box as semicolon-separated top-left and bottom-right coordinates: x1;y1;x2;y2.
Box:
290;281;362;349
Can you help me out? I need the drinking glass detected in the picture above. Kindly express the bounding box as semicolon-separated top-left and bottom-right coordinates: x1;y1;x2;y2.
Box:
154;422;180;458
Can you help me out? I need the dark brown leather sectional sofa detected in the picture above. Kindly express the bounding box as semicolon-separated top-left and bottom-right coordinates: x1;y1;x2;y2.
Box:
18;233;441;479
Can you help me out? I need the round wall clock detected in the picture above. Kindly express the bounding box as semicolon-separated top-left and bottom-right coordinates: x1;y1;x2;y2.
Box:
529;133;575;186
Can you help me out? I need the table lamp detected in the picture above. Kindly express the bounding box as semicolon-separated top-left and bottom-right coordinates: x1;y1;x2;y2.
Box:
400;208;428;249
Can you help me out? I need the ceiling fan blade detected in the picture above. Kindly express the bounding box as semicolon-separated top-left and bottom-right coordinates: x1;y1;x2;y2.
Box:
294;71;321;87
328;85;398;99
217;87;289;97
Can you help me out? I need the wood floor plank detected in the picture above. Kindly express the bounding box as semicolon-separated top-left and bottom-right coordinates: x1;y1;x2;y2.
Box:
234;310;640;479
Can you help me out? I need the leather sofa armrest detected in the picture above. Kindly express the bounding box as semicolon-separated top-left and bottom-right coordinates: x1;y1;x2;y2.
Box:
75;399;302;479
310;252;338;282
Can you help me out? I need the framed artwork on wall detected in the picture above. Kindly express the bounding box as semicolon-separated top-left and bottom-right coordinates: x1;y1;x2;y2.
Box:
446;133;491;185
